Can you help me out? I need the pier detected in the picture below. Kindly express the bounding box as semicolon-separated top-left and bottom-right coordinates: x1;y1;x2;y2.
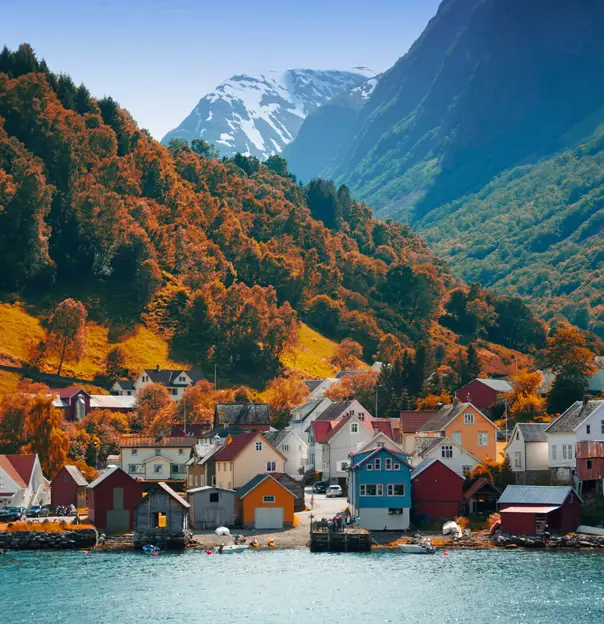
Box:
309;517;372;552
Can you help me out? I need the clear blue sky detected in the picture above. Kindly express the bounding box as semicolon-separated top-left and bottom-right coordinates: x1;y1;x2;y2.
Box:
1;0;442;138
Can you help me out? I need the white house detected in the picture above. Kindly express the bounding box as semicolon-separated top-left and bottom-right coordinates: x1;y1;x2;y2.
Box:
0;454;49;509
589;357;604;393
545;399;604;481
111;366;205;401
265;430;308;479
504;423;549;482
119;436;197;482
413;437;481;478
289;397;333;444
354;432;405;456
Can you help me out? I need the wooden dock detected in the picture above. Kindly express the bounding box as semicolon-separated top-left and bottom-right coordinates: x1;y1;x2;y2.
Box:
309;522;372;553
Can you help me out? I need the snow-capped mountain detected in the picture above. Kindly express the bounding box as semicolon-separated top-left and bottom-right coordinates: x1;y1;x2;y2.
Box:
162;68;376;159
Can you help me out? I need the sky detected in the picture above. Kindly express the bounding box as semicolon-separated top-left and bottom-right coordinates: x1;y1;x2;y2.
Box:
1;0;442;139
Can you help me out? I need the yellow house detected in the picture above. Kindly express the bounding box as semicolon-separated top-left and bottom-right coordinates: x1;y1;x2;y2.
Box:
211;432;286;490
416;402;499;463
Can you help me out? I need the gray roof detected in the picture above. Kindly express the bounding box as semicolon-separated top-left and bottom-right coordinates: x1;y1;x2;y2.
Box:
62;465;88;487
186;485;236;494
315;400;356;421
415;437;443;457
215;404;270;427
476;378;513;393
545;400;604;434
498;485;579;505
144;368;205;386
113;379;134;390
303;380;324;393
88;466;121;489
411;458;462;480
517;423;549;442
236;474;294;499
417;403;470;432
264;430;289;447
335;370;366;379
291;398;331;423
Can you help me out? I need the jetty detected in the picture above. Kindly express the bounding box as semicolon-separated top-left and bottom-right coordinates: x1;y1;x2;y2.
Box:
309;517;372;553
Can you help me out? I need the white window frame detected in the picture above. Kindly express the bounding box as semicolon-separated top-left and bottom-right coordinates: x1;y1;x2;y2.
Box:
366;464;373;471
131;449;138;456
351;423;359;434
282;445;289;452
552;445;556;460
154;464;163;474
360;484;366;496
376;484;384;496
337;460;349;472
391;484;405;496
387;484;394;496
385;458;392;471
393;463;401;470
478;432;488;447
263;495;275;504
514;452;522;468
374;458;382;471
562;445;567;460
128;464;137;474
255;441;263;451
266;461;277;472
464;412;475;425
441;445;453;459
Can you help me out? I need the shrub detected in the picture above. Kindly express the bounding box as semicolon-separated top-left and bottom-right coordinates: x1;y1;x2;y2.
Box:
487;513;501;529
455;516;470;530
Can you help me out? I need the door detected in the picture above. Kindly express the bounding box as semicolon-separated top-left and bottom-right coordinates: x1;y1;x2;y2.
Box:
254;507;284;529
452;432;462;446
106;510;130;532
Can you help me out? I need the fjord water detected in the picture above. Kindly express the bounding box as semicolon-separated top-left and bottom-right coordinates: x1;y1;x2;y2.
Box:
1;549;603;623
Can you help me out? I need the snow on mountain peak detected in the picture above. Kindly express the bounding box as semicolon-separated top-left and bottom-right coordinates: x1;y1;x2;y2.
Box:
162;68;376;159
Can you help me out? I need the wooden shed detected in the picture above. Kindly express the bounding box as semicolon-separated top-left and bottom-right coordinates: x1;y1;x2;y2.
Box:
87;467;143;533
51;465;88;510
411;459;464;521
236;474;295;530
186;486;236;529
133;482;191;549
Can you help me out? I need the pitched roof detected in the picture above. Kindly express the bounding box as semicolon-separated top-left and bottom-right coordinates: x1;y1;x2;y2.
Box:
215;404;270;427
372;420;394;440
0;455;28;488
264;430;290;447
463;477;501;500
61;465;88;487
113;379;135;390
500;505;560;514
2;455;37;486
475;378;514;393
51;387;89;400
213;432;260;461
411;458;463;480
335;370;366;379
88;466;122;489
311;420;334;443
186;485;236;494
498;485;580;505
545;400;604;434
90;395;137;410
170;423;209;438
271;472;303;498
323;414;372;443
416;436;482;465
236;473;295;499
307;378;339;400
143;368;205;386
303;380;324;393
350;445;411;470
400;411;437;434
517;423;549;443
315;400;356;421
119;436;197;448
157;481;190;508
291;398;332;423
417;403;469;432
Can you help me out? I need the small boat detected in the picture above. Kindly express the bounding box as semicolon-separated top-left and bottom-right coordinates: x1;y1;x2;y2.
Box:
142;544;160;553
215;544;249;554
397;539;436;555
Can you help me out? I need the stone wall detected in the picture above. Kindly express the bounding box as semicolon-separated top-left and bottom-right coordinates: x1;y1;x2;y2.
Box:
0;528;98;550
493;533;604;549
133;528;192;549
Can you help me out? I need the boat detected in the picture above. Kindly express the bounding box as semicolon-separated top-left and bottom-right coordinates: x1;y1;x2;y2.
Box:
215;544;249;554
142;544;160;553
397;539;436;555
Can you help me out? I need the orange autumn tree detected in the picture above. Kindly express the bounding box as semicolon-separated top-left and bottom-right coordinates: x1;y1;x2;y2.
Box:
325;372;378;411
135;383;175;434
330;338;363;370
502;369;548;423
46;298;88;375
265;373;310;429
416;391;453;410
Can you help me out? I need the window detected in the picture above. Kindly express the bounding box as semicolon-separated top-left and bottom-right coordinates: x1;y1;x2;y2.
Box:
211;475;216;486
170;388;178;396
366;464;373;471
131;449;138;456
351;423;359;434
385;458;392;471
568;445;573;460
126;390;132;396
562;445;573;460
462;465;472;476
586;425;591;435
441;445;453;459
392;484;405;496
266;461;277;472
393;463;401;470
464;412;475;425
387;484;394;496
478;432;488;447
255;441;263;451
263;495;276;504
154;464;163;474
362;484;383;496
516;430;519;440
552;445;556;460
562;445;567;460
377;484;383;496
142;375;149;383
217;463;221;472
360;484;366;496
587;460;593;470
282;445;289;452
179;375;186;382
209;492;219;503
178;449;184;455
154;449;161;456
514;452;522;468
389;508;404;516
374;458;382;471
337;460;349;472
229;464;232;472
601;420;604;435
128;464;137;474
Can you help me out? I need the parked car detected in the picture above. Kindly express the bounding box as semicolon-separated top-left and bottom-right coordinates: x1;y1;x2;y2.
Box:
326;485;343;498
0;506;26;521
313;481;329;494
26;505;50;518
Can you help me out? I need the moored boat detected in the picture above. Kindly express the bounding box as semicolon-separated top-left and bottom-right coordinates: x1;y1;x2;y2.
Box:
397;539;436;555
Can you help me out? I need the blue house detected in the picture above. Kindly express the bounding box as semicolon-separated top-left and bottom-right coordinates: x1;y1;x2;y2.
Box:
348;446;412;531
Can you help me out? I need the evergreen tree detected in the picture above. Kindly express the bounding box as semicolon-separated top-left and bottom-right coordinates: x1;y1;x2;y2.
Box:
12;43;39;77
547;376;587;415
56;74;77;110
0;46;13;76
306;178;341;229
75;84;95;115
466;344;481;381
265;154;289;177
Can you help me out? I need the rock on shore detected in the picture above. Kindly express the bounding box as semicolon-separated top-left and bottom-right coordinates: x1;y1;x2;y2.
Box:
493;533;604;549
0;528;97;550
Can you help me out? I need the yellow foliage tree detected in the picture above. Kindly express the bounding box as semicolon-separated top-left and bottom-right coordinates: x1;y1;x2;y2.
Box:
265;374;310;428
330;338;363;370
416;391;452;410
502;369;547;422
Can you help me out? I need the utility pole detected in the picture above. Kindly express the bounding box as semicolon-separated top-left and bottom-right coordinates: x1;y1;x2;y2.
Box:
504;398;509;443
214;364;217;390
183;399;187;436
375;386;378;419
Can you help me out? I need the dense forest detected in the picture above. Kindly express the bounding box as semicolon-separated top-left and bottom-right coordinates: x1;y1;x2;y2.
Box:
0;44;550;386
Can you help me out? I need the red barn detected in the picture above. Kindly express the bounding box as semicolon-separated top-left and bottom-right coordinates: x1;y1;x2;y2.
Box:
51;388;91;422
411;459;464;520
454;379;513;411
87;467;142;533
498;485;582;535
51;465;88;509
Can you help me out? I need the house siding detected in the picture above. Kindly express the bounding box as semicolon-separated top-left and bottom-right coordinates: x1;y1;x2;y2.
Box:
443;405;498;462
51;467;87;508
188;488;236;529
88;470;142;532
455;381;500;411
411;461;463;521
238;478;294;528
222;436;285;490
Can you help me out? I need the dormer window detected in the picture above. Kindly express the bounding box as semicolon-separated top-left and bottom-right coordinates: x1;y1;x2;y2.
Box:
179;375;186;382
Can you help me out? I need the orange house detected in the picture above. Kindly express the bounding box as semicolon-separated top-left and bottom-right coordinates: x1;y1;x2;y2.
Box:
236;474;295;530
416;402;499;462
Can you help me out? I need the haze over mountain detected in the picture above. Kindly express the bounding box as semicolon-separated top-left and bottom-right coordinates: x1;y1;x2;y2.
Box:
162;68;375;159
285;0;604;337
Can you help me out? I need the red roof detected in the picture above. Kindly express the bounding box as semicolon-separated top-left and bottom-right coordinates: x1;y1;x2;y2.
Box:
323;415;372;443
400;411;436;434
372;420;394;440
3;455;37;485
311;420;334;443
213;432;259;461
500;505;560;514
463;477;489;500
51;387;89;400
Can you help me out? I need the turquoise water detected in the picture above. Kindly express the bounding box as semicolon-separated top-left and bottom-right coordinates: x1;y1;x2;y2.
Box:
1;549;603;623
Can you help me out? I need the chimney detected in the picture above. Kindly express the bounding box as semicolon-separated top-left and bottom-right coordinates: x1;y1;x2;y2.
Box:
452;397;459;406
583;396;589;406
156;364;161;372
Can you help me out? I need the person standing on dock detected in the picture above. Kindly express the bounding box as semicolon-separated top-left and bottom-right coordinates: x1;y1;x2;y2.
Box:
310;495;314;509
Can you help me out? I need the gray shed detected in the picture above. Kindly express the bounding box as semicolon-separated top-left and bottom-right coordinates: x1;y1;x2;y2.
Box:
187;486;236;529
133;482;191;549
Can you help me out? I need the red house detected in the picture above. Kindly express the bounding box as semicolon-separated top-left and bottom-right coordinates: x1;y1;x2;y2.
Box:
87;467;143;533
411;459;464;521
498;485;582;535
51;387;91;422
454;378;513;411
51;465;88;509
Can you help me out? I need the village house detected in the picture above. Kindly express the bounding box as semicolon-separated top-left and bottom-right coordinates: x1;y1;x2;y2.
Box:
314;399;374;424
186;485;236;529
413;436;482;478
348;446;413;531
288;397;333;444
399;410;436;455
307;420;331;474
213;404;271;432
354;432;405;456
464;478;501;515
87;466;143;533
545;399;604;481
498;485;582;534
504;423;549;483
170;423;209;438
111;366;205;401
576;441;604;496
272;472;305;512
133;482;190;549
416;401;499;462
455;378;513;411
264;430;308;479
51;465;88;510
51;387;136;421
0;454;49;509
119;436;196;483
236;474;295;530
410;459;464;522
